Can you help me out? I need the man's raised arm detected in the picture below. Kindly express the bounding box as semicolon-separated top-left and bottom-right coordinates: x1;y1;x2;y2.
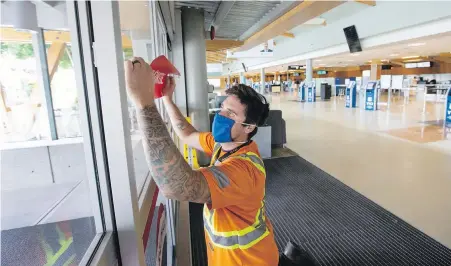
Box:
125;57;210;203
161;77;204;151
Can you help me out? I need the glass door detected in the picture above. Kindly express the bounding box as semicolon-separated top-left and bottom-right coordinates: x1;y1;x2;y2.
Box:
1;1;120;265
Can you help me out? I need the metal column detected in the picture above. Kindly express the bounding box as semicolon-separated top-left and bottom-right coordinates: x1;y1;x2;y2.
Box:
32;28;58;140
172;9;188;116
306;58;313;83
182;8;209;165
260;68;265;94
240;72;245;84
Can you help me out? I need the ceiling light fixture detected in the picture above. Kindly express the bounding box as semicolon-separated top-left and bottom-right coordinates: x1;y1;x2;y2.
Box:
408;42;426;47
402;55;420;59
403;59;423;62
350;53;360;56
390;53;399;57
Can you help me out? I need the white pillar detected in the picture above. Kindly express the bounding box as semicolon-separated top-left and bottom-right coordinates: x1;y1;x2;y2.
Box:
260;68;265;94
306;58;313;83
240;72;245;84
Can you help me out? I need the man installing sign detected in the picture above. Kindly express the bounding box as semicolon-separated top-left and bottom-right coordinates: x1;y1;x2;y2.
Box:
125;57;279;265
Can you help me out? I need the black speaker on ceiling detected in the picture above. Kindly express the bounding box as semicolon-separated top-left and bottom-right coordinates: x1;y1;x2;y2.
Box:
343;25;362;53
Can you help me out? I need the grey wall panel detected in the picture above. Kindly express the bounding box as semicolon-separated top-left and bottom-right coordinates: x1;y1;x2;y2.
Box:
1;147;53;190
49;143;86;184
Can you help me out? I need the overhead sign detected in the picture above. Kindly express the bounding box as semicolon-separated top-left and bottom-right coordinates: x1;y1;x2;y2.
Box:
405;62;432;68
227;39;274;58
417;61;431;68
288;65;305;70
317;70;328;75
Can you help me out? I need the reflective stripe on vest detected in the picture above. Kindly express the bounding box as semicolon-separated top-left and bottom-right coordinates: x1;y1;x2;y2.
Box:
204;201;269;250
204;151;268;250
234;152;266;175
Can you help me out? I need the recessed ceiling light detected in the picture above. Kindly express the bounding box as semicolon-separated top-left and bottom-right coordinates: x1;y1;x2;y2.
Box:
318;63;326;66
381;59;388;61
408;42;426;47
350;53;360;56
402;55;420;59
390;53;399;57
316;60;322;62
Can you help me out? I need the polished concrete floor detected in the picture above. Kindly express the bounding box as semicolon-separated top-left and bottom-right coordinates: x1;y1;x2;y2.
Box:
267;91;451;249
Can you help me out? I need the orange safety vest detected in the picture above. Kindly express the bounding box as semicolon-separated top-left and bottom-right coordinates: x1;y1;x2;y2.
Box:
199;140;279;265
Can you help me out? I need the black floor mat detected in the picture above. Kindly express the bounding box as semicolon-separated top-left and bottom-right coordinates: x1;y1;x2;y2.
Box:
264;156;451;266
189;202;208;266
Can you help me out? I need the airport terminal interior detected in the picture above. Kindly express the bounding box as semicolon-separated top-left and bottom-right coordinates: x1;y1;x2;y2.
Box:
1;1;451;265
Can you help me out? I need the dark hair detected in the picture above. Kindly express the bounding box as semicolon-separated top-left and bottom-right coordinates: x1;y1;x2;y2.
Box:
226;84;270;139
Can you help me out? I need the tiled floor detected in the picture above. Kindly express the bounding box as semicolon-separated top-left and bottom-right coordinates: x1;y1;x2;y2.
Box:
268;91;451;249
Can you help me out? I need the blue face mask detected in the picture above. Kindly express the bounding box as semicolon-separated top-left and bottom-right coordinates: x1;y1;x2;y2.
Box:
212;113;235;143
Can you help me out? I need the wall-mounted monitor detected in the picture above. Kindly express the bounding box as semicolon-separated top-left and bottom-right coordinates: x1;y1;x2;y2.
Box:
343;25;362;53
317;70;328;75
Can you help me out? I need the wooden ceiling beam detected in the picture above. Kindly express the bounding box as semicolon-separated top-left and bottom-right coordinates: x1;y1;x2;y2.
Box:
281;32;295;38
354;0;376;6
430;56;451;64
236;1;344;51
1;27;133;48
389;60;404;67
205;39;244;52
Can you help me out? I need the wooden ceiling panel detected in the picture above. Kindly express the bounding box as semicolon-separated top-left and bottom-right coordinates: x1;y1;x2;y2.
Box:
205;39;244;52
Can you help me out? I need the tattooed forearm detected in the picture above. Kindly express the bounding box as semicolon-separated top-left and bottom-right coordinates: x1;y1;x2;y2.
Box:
137;104;211;203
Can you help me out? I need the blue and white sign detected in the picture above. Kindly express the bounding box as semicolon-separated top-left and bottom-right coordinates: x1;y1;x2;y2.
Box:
445;87;451;138
345;81;357;108
307;82;316;102
365;81;378;111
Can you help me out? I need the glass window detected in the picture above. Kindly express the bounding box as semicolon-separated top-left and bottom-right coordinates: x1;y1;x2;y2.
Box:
1;28;103;265
208;78;221;87
45;30;82;139
0;32;50;142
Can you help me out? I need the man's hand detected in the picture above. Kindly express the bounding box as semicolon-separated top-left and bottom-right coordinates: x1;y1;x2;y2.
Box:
162;76;176;99
124;57;155;108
